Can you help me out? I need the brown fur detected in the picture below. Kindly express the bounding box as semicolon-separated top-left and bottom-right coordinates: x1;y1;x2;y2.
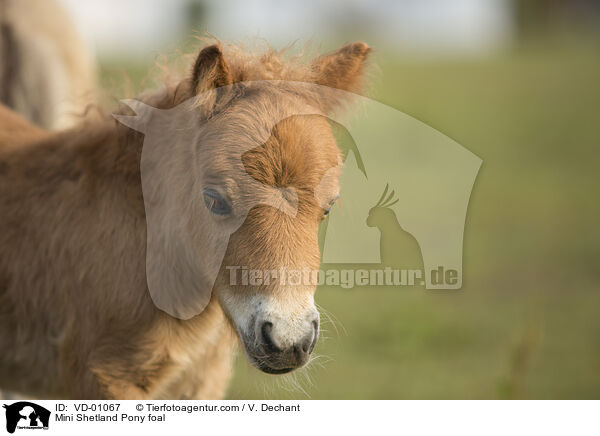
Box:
0;42;370;399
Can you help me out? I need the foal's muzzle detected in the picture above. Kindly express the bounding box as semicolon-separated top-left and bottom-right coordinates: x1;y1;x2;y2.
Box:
245;312;320;374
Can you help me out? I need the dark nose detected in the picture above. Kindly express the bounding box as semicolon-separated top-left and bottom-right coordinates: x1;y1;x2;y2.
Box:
259;319;319;367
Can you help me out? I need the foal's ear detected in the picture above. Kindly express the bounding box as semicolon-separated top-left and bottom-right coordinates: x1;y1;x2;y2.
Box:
192;44;233;95
312;42;372;111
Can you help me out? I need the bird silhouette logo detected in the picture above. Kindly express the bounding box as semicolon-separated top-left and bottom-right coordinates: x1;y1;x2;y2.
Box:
366;184;424;272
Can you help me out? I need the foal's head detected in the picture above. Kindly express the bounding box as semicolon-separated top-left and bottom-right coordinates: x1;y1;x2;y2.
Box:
139;42;371;374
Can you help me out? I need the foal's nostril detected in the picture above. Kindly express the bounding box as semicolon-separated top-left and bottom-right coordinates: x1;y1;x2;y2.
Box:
308;319;319;354
260;321;281;352
295;321;319;360
301;340;309;353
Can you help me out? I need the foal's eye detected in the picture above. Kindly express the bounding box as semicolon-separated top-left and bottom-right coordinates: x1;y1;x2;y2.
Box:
203;188;232;216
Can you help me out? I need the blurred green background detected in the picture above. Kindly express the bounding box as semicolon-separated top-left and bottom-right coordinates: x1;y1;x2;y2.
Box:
92;1;600;399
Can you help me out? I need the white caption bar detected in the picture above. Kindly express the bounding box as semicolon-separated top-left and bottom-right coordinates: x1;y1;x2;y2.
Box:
1;400;598;436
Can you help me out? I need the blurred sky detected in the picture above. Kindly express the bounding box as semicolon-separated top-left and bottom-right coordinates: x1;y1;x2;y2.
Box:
59;0;514;61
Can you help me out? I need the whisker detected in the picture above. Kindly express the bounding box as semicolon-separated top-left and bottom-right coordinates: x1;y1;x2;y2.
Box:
316;302;347;337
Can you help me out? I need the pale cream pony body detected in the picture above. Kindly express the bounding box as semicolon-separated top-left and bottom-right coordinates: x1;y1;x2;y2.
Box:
0;0;96;130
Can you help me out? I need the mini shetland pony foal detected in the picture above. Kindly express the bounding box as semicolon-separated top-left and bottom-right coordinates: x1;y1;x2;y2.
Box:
0;42;371;399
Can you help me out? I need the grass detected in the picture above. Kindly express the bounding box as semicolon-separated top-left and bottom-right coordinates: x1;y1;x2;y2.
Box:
100;35;600;399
